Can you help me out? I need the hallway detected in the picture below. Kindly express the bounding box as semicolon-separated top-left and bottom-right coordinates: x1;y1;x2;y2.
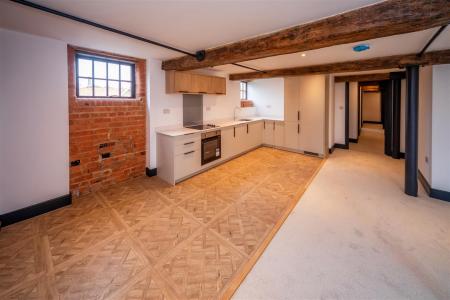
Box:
234;145;450;299
350;123;385;155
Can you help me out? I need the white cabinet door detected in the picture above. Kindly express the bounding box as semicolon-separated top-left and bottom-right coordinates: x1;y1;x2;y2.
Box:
284;77;300;122
298;75;326;154
234;124;248;153
221;126;235;160
248;121;263;149
174;149;201;181
284;121;300;150
274;122;285;148
263;120;274;146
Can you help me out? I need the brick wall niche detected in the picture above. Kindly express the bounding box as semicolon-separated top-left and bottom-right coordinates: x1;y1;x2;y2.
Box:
68;46;146;196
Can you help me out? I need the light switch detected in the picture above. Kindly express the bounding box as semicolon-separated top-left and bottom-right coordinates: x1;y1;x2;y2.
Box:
163;108;170;114
206;106;211;111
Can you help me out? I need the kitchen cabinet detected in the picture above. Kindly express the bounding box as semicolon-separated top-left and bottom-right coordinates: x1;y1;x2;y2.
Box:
166;71;226;95
192;74;210;94
262;120;284;148
284;121;300;150
274;121;285;148
263;120;274;146
221;124;247;159
221;126;235;159
174;149;201;180
210;76;226;94
283;75;326;155
234;124;248;152
158;120;271;185
249;121;263;149
284;77;301;123
157;132;201;185
239;121;263;151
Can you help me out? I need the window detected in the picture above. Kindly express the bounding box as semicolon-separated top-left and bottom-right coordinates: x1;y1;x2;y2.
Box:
240;81;247;100
76;53;135;98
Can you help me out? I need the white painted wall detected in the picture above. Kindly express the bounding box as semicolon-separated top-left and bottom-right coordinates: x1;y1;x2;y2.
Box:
418;66;433;184
362;92;381;122
349;82;358;140
431;64;450;192
334;82;346;145
0;29;69;214
247;78;284;119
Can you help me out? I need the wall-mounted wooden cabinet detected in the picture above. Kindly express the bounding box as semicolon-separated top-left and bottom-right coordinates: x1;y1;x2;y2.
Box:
166;71;226;95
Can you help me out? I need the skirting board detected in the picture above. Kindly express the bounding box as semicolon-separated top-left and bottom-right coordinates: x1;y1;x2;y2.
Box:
146;167;157;177
0;194;72;227
418;170;450;202
363;120;382;124
329;146;335;154
334;143;349;150
349;138;358;143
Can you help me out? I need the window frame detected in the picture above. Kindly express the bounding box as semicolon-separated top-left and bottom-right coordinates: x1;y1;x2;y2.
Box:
240;81;248;100
75;52;136;99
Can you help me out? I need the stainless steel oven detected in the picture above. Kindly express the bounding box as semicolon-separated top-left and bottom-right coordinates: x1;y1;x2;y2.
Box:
201;130;221;165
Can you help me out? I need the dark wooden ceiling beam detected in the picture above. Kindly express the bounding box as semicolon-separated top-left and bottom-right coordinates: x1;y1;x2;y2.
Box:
228;49;450;80
162;0;450;71
334;73;392;83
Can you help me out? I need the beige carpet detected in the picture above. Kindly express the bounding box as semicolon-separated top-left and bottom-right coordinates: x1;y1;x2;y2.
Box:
234;143;450;299
350;125;385;155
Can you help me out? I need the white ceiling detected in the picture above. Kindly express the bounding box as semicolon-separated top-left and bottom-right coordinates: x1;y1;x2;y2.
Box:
29;0;382;53
1;0;449;75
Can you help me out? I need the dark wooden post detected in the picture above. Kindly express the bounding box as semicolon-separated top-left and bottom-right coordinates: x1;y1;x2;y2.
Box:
405;65;419;197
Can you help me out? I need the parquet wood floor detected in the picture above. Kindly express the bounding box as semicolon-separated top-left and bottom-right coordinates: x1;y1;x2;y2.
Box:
0;147;323;300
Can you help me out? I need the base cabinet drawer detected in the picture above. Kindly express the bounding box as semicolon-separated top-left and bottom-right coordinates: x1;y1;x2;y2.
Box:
174;149;201;180
174;141;200;155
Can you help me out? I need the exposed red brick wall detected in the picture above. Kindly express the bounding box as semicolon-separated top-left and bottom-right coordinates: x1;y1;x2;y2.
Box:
68;46;146;196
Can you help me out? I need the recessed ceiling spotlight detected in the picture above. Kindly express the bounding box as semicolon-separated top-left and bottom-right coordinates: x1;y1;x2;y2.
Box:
301;53;306;57
353;44;370;52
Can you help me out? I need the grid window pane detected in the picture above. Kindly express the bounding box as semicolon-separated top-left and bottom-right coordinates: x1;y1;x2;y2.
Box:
76;53;135;98
121;65;131;81
78;78;93;96
108;63;120;80
108;80;120;97
121;81;132;97
78;58;92;77
94;61;106;79
94;79;107;97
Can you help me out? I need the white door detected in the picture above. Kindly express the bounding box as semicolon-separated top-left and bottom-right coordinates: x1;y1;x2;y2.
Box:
274;122;285;148
284;77;300;122
263;120;274;146
284;121;300;150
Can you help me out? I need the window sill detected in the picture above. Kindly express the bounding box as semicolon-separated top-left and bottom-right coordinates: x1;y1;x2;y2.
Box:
75;97;142;101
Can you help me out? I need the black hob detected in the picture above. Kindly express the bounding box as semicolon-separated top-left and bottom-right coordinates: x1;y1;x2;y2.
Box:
185;124;217;130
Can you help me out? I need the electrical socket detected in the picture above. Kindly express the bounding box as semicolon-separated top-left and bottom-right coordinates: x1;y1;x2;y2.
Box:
163;108;170;114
